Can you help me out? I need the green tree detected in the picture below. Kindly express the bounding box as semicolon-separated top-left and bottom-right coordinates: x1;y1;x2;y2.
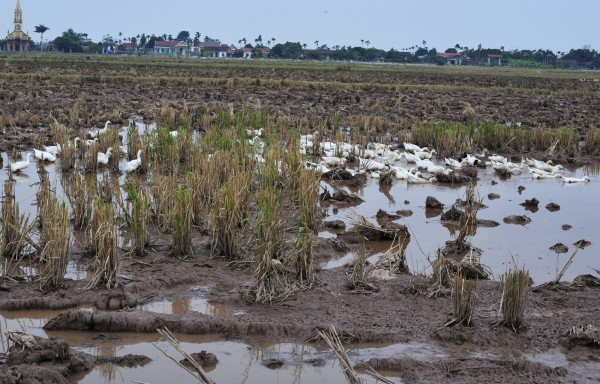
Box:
54;28;86;53
176;30;192;50
34;24;49;51
102;34;114;52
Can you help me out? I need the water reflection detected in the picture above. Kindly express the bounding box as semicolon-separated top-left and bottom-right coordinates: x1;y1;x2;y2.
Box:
320;160;598;284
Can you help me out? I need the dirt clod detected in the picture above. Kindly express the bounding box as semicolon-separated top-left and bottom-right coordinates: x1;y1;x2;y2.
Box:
503;215;531;225
426;196;444;209
546;202;561;212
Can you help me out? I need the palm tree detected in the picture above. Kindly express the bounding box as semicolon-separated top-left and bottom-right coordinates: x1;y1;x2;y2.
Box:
314;40;319;49
34;25;49;51
361;39;364;47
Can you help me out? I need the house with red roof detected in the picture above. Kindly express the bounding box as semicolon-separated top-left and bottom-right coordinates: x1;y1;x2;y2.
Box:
197;42;233;58
242;47;271;59
437;52;469;65
153;40;188;56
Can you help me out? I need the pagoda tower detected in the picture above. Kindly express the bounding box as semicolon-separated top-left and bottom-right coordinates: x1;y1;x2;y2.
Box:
5;0;31;52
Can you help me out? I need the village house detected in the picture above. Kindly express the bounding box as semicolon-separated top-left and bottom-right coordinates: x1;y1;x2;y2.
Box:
121;42;138;54
437;52;469;65
153;40;188;56
242;47;271;59
487;54;503;66
197;42;233;58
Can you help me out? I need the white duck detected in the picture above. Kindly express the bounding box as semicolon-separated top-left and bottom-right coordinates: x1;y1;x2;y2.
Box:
305;160;329;173
125;150;142;173
10;154;31;173
97;147;113;165
89;120;112;139
530;170;561;180
401;152;422;164
246;127;264;137
524;158;563;173
403;142;428;153
33;148;57;162
460;153;480;166
407;171;436;184
320;156;346;168
43;144;61;156
492;160;522;175
390;165;413;180
359;157;387;171
445;157;463;168
561;175;590;183
79;137;99;147
415;149;436;160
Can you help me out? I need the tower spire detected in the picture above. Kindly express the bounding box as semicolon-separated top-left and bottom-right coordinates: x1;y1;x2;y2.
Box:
15;0;23;30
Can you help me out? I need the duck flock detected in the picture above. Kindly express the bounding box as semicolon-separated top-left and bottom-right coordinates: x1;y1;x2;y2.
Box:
7;121;144;175
6;122;593;186
298;134;591;184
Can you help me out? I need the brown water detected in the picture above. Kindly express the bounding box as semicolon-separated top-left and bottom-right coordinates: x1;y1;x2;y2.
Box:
138;284;245;317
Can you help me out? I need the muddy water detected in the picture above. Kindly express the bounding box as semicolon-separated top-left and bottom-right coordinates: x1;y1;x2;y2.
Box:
139;283;245;317
320;163;598;284
0;307;416;383
1;143;599;382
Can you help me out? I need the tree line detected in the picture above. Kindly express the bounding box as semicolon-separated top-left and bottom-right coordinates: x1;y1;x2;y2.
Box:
4;27;598;69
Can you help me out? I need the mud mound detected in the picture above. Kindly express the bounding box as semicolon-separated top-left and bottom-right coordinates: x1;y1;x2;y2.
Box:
0;365;69;384
355;357;568;383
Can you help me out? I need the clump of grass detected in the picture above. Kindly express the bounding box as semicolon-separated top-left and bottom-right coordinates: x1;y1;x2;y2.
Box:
149;172;177;232
454;181;481;252
83;143;99;173
126;122;142;162
149;125;178;173
291;168;321;286
171;187;193;257
70;100;80;129
159;102;177;128
496;268;530;332
35;168;52;226
426;251;453;297
86;198;120;289
583;128;600;155
62;173;94;230
38;197;70;291
209;171;251;258
445;272;477;327
348;240;378;293
249;150;292;303
1;180;36;260
123;182;150;256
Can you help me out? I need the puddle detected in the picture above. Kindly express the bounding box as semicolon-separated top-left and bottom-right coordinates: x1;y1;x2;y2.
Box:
320;161;599;284
68;335;434;384
321;250;382;270
525;348;569;368
139;285;244;317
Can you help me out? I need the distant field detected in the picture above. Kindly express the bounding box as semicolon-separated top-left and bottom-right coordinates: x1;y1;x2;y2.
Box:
1;53;599;136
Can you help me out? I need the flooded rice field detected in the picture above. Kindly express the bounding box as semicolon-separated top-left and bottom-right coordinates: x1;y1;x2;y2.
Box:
0;118;600;383
2;140;597;287
320;162;598;284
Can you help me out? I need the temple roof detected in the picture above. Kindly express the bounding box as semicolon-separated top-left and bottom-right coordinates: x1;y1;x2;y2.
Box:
6;30;31;41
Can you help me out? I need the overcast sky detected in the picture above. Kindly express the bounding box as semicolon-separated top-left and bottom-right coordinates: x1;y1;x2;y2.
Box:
3;0;598;52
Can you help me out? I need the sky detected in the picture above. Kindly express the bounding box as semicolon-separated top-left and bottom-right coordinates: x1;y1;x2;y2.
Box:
2;0;599;53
